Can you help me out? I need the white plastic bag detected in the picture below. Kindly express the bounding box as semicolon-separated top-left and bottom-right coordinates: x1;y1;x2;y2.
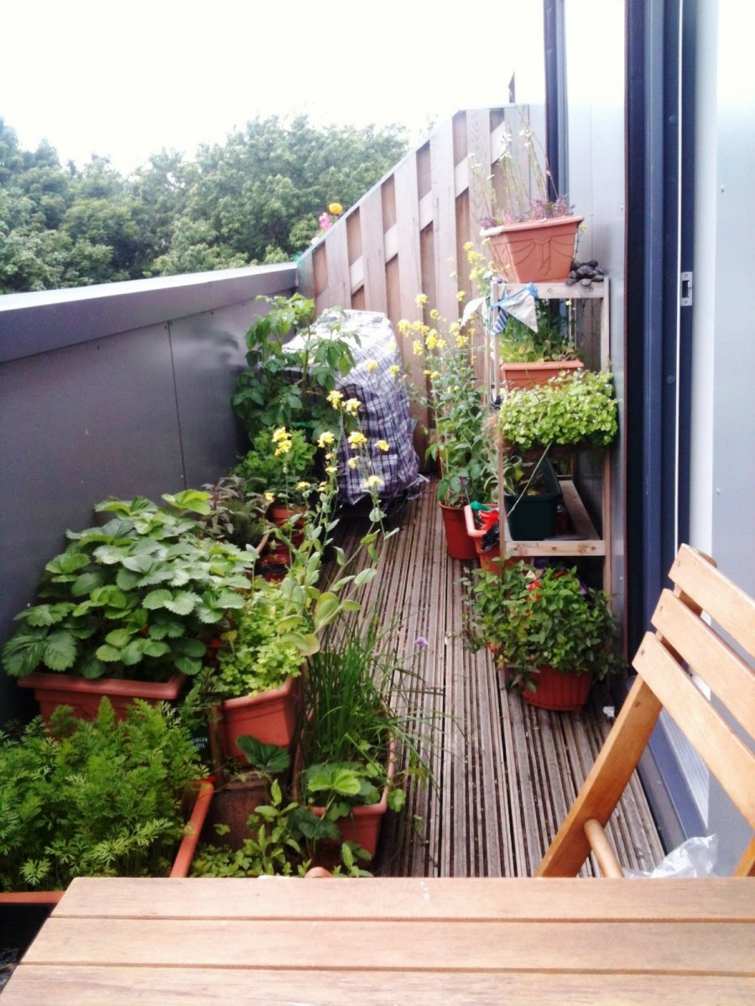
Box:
624;834;718;878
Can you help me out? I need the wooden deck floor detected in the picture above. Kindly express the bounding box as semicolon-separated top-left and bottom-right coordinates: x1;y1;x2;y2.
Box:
331;482;664;878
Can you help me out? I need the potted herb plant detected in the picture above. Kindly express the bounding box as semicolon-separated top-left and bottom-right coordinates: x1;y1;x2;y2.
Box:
0;699;210;903
2;494;252;721
479;115;582;283
499;300;583;390
466;562;619;711
235;427;316;531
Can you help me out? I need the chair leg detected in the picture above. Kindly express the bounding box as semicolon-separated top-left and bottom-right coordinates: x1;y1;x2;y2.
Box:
536;676;662;877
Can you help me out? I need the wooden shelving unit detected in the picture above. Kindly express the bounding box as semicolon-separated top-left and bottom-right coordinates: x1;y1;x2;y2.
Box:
491;279;613;592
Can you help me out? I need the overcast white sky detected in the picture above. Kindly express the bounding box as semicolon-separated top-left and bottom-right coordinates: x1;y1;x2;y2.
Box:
1;0;539;172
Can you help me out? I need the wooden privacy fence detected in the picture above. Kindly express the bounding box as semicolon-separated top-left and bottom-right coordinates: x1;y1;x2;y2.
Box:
296;106;540;427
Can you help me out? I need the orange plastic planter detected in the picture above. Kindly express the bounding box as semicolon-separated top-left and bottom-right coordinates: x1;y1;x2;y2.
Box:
18;671;186;723
482;215;583;283
220;676;298;759
440;503;478;561
500;359;583;390
0;779;214;904
522;666;592;712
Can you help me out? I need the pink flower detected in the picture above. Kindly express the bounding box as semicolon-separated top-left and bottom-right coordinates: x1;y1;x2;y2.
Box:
319;212;333;232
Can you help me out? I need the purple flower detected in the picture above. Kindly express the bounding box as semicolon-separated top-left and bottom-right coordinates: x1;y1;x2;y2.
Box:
414;636;429;650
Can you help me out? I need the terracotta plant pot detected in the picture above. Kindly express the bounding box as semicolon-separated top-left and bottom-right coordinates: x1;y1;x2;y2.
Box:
440;503;478;561
269;502;306;546
481;215;583;283
522;665;592;712
297;740;397;859
0;779;214;903
500;359;583;390
17;671;186;723
220;676;298;759
204;774;269;850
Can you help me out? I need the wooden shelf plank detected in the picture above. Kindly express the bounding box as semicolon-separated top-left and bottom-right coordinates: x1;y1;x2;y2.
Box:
504;280;609;301
503;479;604;557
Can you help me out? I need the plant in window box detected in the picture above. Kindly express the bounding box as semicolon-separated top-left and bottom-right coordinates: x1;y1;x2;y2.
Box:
477;112;582;283
2;493;253;720
498;369;618;453
0;699;208;902
498;299;584;390
465;562;620;711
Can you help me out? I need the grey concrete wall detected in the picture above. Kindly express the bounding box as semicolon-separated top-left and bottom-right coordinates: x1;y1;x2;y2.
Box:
0;264;295;722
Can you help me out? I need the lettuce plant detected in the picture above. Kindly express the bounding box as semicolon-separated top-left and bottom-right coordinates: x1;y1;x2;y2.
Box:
2;495;253;681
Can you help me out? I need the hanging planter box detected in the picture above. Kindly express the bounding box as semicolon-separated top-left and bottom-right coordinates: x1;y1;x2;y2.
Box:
0;779;214;904
522;666;592;712
505;459;561;540
220;676;299;760
440;502;478;561
500;358;583;390
481;215;583;282
18;671;186;723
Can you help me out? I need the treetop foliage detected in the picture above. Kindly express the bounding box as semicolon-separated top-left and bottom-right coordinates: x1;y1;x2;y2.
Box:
0;115;407;294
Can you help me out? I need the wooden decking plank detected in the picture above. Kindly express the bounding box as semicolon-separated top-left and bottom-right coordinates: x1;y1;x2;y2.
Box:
25;918;755;975
7;967;753;1006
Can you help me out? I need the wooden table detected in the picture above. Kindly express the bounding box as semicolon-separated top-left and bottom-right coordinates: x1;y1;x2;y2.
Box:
3;877;754;1004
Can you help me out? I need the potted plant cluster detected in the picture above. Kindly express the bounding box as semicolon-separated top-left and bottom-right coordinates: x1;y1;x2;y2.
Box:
0;699;209;901
465;562;619;711
478;114;582;283
498;299;583;390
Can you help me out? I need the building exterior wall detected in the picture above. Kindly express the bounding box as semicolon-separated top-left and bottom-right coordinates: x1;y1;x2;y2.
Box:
0;264;295;722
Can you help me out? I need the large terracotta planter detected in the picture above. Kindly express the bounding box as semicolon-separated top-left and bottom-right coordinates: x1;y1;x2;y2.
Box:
18;671;186;723
0;779;214;904
522;666;591;712
482;215;583;282
302;740;397;858
440;502;478;561
220;676;298;760
500;359;583;390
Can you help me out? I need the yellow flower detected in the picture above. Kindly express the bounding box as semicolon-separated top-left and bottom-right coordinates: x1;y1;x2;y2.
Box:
274;440;292;457
375;440;390;453
423;369;431;376
264;491;275;503
326;465;338;475
456;290;466;302
456;334;469;348
343;397;362;415
430;371;440;381
318;481;328;491
436;339;447;350
397;319;410;336
412;339;423;357
365;359;378;373
463;241;474;252
415;293;428;307
317;430;336;448
348;430;367;449
325;450;335;462
328;202;343;215
425;330;439;350
366;475;384;490
429;308;440;321
271;427;289;443
389;364;400;378
295;481;311;491
347;457;359;469
327;390;344;409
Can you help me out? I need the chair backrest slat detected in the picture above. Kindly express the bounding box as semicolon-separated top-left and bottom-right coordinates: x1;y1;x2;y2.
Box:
651;588;755;737
634;632;755;828
669;545;755;657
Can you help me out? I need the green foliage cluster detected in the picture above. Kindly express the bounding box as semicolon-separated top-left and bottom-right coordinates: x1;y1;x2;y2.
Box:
2;495;251;682
499;370;618;449
500;301;577;363
232;295;358;442
197;476;268;549
235;429;317;500
465;562;620;692
0;116;406;293
0;699;200;891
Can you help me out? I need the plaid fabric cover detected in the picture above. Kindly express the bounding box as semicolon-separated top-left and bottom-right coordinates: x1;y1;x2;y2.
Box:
285;309;425;505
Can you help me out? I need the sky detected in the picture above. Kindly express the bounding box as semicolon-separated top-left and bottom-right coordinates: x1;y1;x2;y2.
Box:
0;0;539;173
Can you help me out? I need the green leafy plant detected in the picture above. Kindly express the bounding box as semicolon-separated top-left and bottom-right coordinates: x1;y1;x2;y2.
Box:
234;428;316;502
500;301;577;363
499;370;618;450
2;496;252;681
232;295;358;442
464;562;620;692
0;699;201;891
197;476;268;548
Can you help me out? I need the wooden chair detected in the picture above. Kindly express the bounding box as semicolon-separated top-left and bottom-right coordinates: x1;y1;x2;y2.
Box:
537;544;755;878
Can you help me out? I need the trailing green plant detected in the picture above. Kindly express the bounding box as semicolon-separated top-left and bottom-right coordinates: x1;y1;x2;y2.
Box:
234;428;316;502
499;370;618;450
190;777;371;878
231;295;358;442
0;699;201;891
197;476;268;548
2;495;252;682
464;562;621;692
500;301;577;363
